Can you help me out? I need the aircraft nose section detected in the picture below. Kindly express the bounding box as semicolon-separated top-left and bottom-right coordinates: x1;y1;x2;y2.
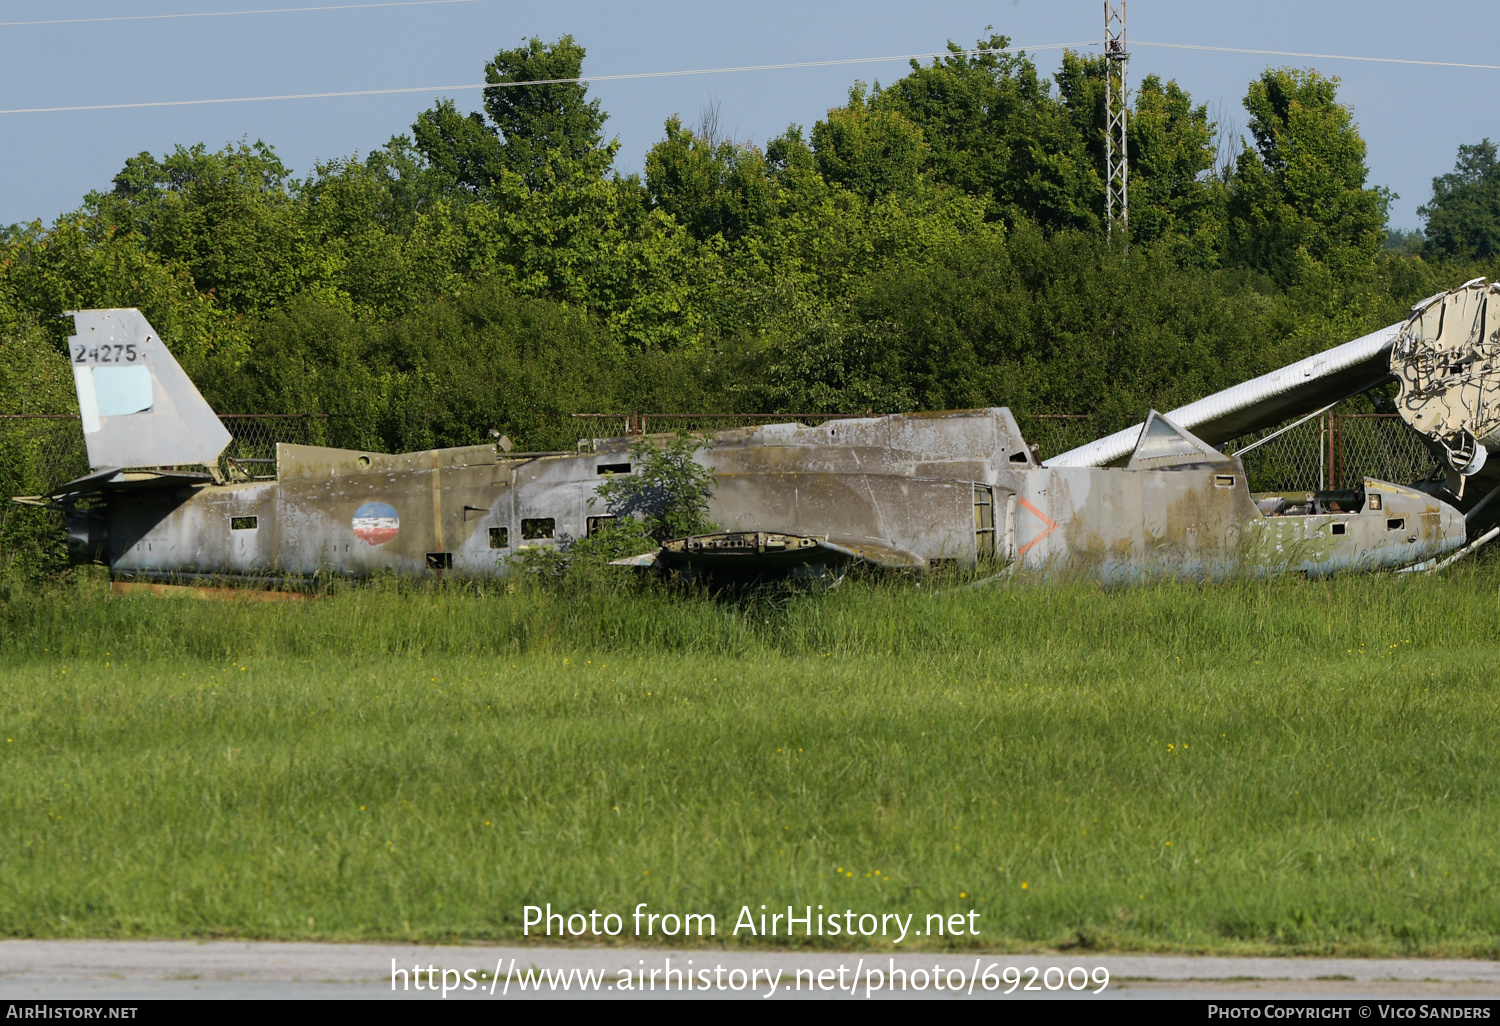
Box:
1443;503;1467;546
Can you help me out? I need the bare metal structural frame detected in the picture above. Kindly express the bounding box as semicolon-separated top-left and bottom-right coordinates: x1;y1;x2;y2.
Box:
1104;1;1129;245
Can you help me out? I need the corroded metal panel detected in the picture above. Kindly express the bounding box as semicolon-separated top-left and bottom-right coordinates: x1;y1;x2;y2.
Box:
31;309;1474;586
1243;479;1463;575
90;411;1468;584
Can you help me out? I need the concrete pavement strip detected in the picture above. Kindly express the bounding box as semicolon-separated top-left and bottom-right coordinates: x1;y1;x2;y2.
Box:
1;941;1497;999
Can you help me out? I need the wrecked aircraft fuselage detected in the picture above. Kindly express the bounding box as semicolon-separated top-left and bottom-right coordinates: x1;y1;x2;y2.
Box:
27;309;1471;584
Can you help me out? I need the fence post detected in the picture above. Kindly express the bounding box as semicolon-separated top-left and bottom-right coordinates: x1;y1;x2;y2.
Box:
1318;414;1326;491
1332;414;1344;489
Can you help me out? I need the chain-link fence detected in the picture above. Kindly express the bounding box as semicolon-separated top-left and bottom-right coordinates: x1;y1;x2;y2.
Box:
1223;412;1437;492
218;414;351;480
1331;414;1438;489
0;414;349;498
0;415;90;497
1013;414;1099;461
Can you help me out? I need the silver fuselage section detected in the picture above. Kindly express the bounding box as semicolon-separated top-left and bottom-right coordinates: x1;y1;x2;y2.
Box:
79;409;1464;582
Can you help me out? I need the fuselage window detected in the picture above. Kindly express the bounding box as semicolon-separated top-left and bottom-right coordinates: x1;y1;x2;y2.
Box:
521;518;555;540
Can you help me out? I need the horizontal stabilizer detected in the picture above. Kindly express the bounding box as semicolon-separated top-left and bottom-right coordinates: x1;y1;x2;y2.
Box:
12;468;219;509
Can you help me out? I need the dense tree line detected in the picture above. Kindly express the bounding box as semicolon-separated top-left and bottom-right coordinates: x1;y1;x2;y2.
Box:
2;32;1498;458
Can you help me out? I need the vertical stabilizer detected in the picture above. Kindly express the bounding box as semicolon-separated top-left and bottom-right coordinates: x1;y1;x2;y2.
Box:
66;309;231;470
1123;410;1236;470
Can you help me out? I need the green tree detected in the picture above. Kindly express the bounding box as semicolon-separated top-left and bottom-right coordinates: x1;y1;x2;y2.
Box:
737;225;1278;427
1420;140;1500;260
594;435;716;540
412;34;615;194
759;125;835;221
406;37;712;348
644;115;773;242
1226;68;1388;285
1123;74;1224;260
811;84;930;201
83;141;328;317
403;101;507;196
0;212;243;370
870;35;1099;231
1053;53;1223;259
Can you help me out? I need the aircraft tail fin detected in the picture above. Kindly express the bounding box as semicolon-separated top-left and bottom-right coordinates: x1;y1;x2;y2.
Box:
1124;411;1236;470
66;309;231;471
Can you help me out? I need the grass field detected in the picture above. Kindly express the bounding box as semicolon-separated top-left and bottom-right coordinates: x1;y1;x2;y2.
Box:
1;565;1498;955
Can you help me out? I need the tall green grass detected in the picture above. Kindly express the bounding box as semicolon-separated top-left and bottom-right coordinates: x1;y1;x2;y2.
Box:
1;566;1497;953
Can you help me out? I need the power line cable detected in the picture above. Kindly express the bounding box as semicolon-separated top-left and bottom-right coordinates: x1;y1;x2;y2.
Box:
1133;40;1500;72
0;1;489;28
5;37;1498;117
0;42;1091;115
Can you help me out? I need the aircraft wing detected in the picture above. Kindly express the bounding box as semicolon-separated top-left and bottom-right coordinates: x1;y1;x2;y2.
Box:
1045;322;1402;468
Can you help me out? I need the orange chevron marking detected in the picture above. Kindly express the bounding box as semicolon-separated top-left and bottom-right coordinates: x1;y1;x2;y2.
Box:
1016;496;1059;557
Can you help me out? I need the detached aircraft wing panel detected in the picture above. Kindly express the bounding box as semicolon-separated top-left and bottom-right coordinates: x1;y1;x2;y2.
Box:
1046;322;1402;468
651;531;924;571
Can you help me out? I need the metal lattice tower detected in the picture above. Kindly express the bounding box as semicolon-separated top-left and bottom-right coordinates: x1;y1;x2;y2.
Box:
1104;1;1129;246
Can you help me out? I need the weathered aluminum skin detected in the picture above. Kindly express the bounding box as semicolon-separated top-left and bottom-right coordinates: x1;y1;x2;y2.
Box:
38;308;1468;583
92;408;1464;582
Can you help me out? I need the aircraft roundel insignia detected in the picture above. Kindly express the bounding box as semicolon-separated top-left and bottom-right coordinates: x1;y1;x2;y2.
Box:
352;501;399;545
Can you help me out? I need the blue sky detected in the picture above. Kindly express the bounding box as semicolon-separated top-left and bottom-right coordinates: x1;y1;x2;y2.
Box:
1;0;1494;230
